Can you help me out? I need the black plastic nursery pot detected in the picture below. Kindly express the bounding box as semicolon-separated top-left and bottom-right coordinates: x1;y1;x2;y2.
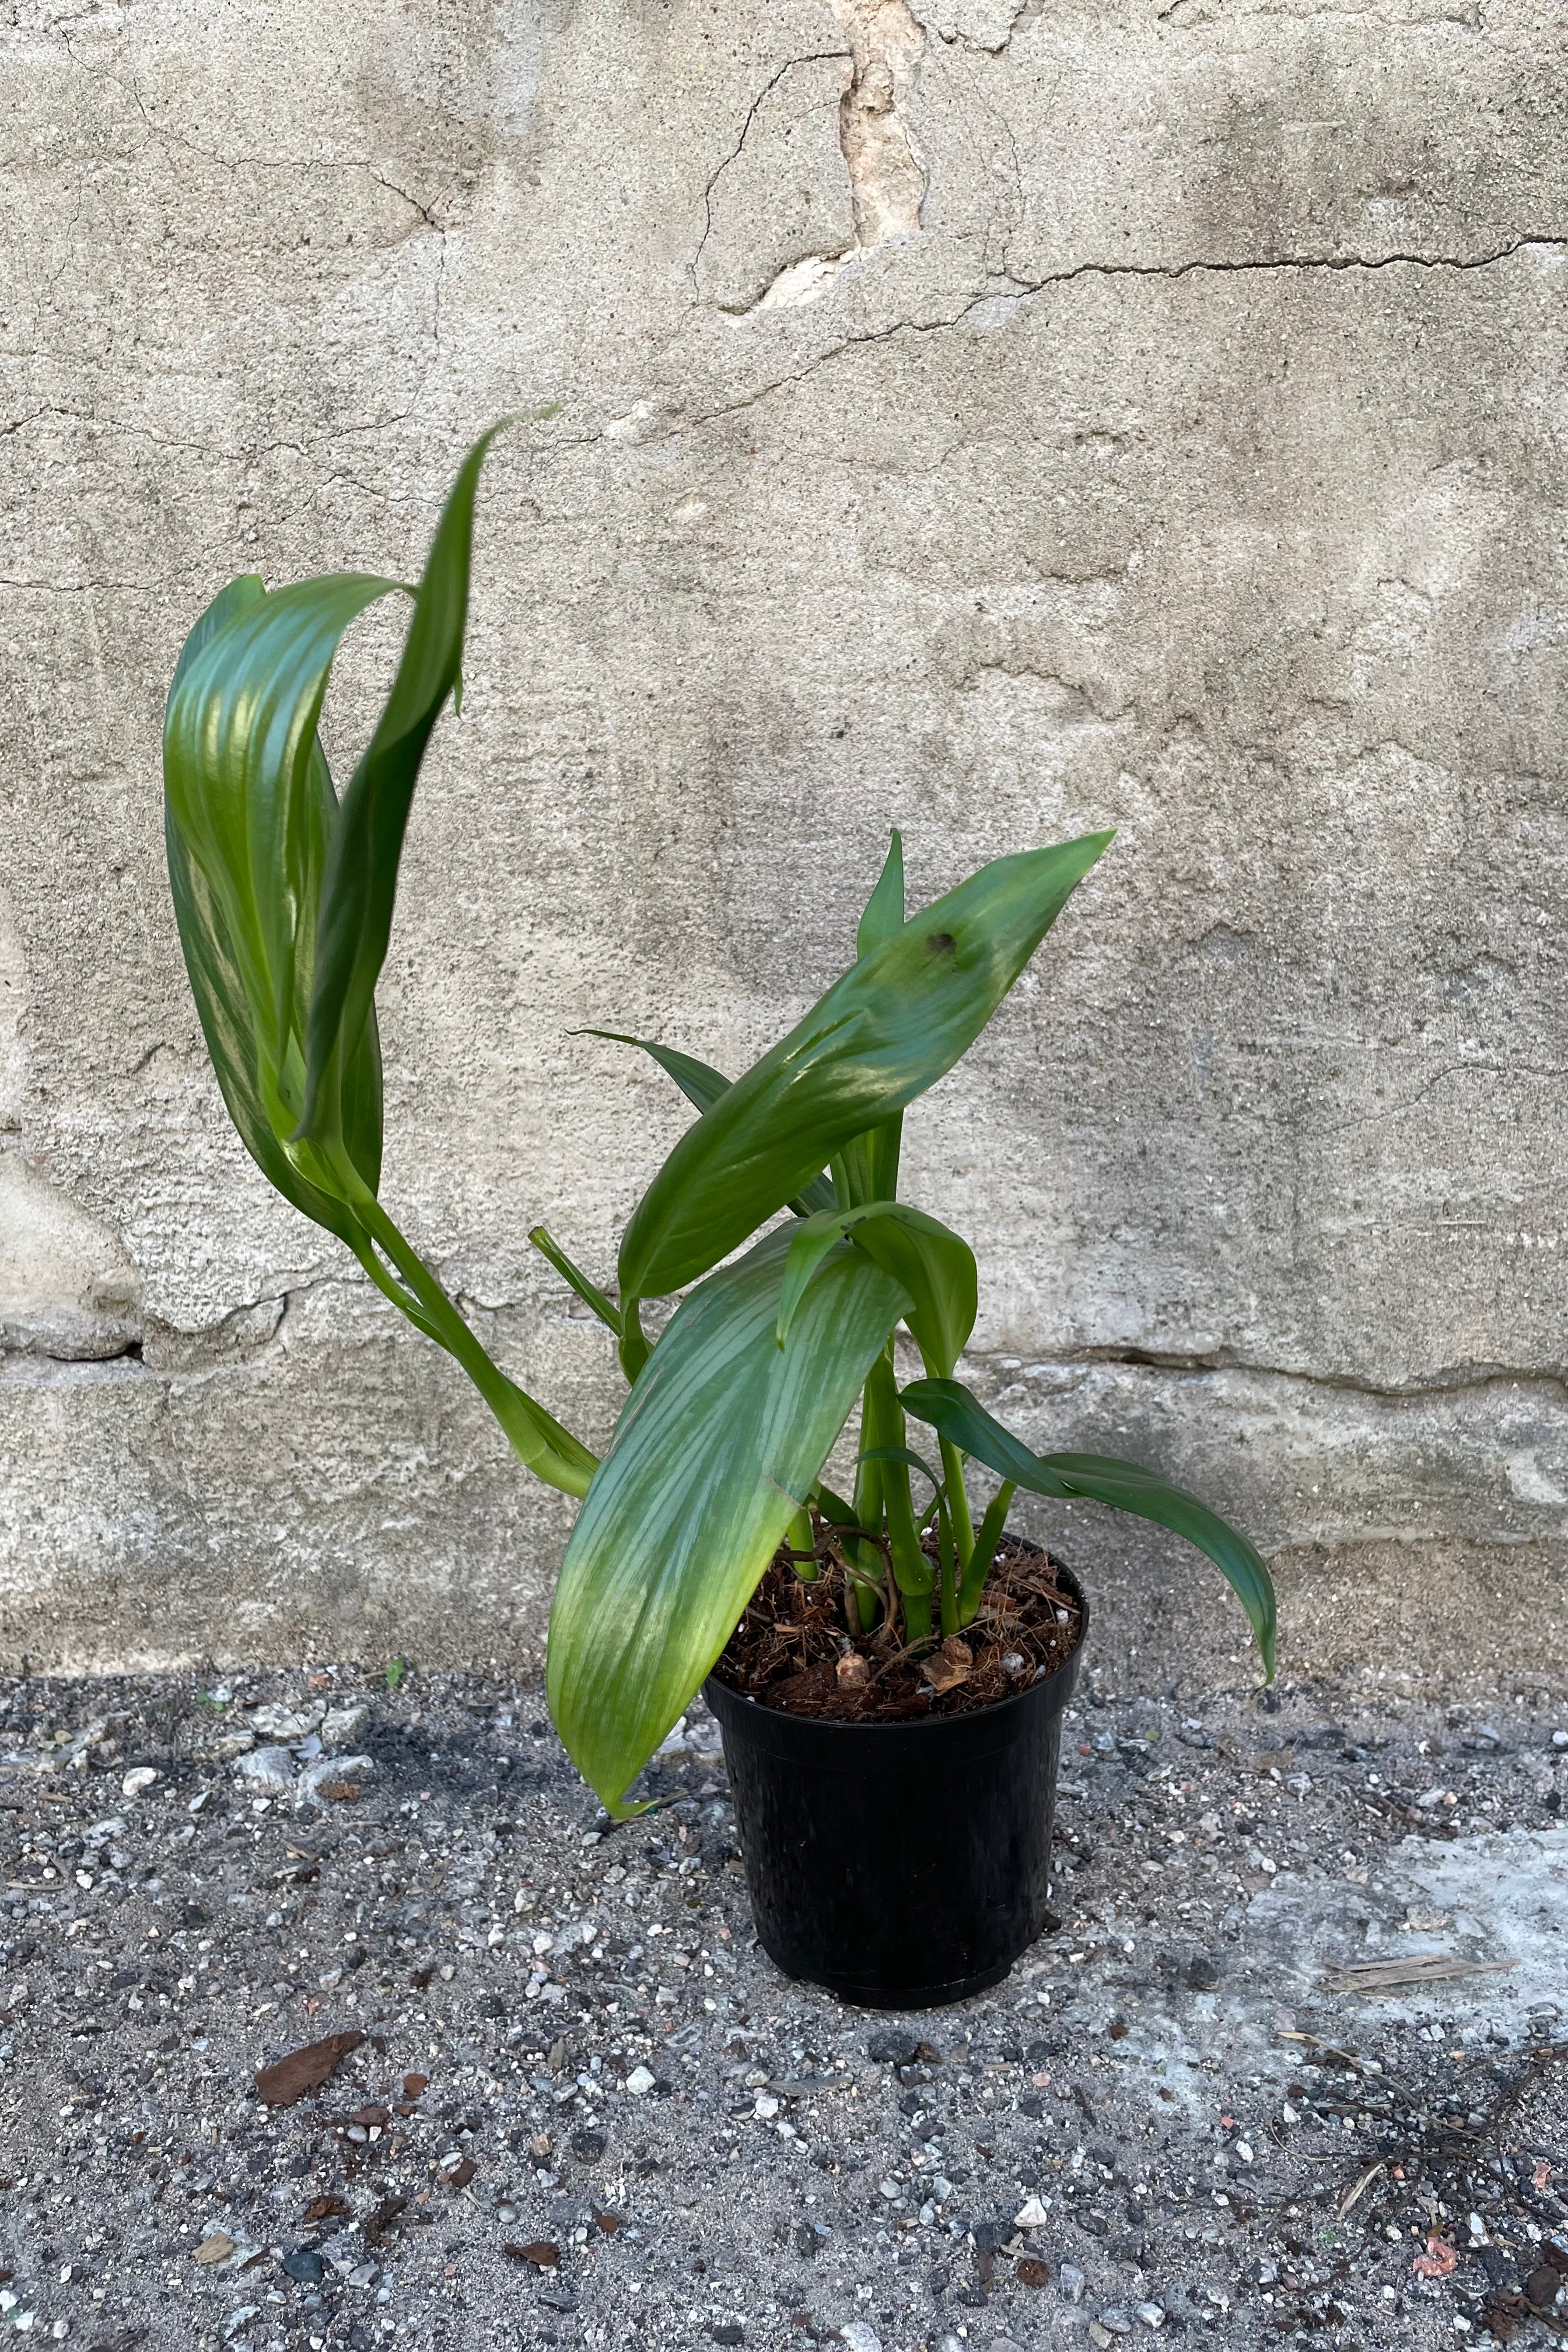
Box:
704;1563;1086;2010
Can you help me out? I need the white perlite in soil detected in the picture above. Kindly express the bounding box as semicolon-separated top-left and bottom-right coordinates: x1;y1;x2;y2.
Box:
0;1666;1564;2351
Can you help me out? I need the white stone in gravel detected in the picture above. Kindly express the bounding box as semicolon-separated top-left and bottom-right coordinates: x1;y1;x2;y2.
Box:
233;1747;295;1793
985;2340;1026;2352
295;1755;376;1805
840;2327;881;2352
1552;1730;1568;1749
1059;2263;1086;2302
1137;2309;1167;2330
624;2066;656;2095
320;1703;370;1752
248;1700;324;1740
121;1767;160;1796
1013;2194;1049;2228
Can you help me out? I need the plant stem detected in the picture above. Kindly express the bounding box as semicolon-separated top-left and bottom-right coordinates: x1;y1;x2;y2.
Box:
959;1479;1017;1625
939;1433;974;1574
786;1504;818;1580
864;1348;932;1641
618;1296;650;1382
937;1503;958;1640
341;1179;596;1499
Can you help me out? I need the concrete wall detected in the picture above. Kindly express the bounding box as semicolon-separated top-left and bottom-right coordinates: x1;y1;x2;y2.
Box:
3;0;1566;1685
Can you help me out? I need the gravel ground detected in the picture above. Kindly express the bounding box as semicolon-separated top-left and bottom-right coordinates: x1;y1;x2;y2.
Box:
1;1658;1566;2352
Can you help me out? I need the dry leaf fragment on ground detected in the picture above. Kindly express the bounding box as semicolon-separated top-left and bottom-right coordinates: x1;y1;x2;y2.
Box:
364;2195;408;2244
922;1637;974;1694
1336;2161;1386;2217
191;2233;234;2266
254;2028;366;2108
303;2196;351;2222
1324;1952;1518;1994
503;2241;560;2268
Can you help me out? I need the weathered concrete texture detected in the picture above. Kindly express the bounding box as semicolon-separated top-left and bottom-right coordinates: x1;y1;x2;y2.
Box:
2;0;1567;1671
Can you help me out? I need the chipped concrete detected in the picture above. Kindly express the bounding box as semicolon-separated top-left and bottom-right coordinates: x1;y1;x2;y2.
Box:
2;1;1567;1671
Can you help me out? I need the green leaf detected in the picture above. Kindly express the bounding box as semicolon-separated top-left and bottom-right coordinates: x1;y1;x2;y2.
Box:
165;569;403;1156
618;831;1113;1300
585;1028;835;1218
859;1441;944;1497
856;829;905;957
164;573;394;1220
163;433;600;1503
547;1225;910;1812
776;1200;977;1378
901;1377;1278;1678
853;828;906;1203
298;424;506;1140
581;1028;730;1118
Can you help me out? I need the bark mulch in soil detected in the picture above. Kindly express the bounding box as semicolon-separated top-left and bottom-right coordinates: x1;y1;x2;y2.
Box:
709;1530;1083;1722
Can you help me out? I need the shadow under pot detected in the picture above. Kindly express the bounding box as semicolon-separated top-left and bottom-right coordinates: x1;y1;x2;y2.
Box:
704;1556;1086;2009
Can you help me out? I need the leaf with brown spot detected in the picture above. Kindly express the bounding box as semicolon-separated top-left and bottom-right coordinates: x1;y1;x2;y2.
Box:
504;2241;560;2269
254;2029;366;2109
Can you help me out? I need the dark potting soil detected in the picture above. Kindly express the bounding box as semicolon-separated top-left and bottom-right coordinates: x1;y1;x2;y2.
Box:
709;1531;1083;1723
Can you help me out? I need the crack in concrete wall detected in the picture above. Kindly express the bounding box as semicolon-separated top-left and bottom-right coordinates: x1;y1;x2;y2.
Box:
751;0;928;309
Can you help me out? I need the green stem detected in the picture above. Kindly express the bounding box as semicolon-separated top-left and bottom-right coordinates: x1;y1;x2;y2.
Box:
618;1296;650;1382
939;1433;975;1574
864;1348;932;1642
959;1479;1017;1626
342;1179;596;1500
785;1504;818;1581
937;1501;958;1640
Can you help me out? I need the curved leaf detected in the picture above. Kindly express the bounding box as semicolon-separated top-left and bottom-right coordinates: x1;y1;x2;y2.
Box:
548;1226;911;1811
165;570;401;1153
298;424;506;1139
164;573;393;1211
776;1200;977;1377
618;831;1113;1300
163;433;598;1501
901;1376;1278;1678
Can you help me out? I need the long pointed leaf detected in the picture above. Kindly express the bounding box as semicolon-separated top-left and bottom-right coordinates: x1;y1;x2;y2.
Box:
548;1226;910;1811
854;829;906;1200
586;1028;835;1218
856;829;905;958
901;1376;1278;1677
165;571;401;1148
298;425;506;1139
619;832;1113;1299
164;574;393;1212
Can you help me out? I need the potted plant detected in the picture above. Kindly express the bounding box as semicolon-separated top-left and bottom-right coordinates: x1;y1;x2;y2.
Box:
163;430;1277;2008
